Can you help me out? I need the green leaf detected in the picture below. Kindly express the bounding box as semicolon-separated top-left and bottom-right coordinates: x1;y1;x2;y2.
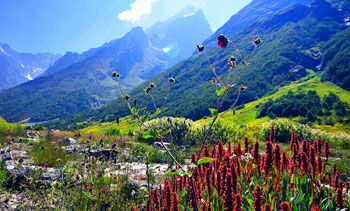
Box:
142;131;157;139
185;171;193;178
209;108;218;117
131;107;137;115
197;157;216;165
216;88;225;96
164;170;182;177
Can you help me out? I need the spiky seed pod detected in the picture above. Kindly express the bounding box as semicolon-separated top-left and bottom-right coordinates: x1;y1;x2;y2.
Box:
41;145;46;150
197;45;205;52
116;116;120;124
253;185;263;211
280;201;292;211
274;144;281;168
264;141;273;175
336;188;343;208
324;141;330;161
133;98;138;106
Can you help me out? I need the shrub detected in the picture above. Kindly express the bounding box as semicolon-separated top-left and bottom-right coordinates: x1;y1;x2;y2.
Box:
261;119;350;148
136;117;194;145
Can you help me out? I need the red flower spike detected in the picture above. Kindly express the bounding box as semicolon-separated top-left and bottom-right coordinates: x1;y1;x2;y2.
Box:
131;206;137;211
263;203;271;211
324;141;330;160
253;185;263;211
301;152;308;175
311;205;321;211
171;192;180;211
336;188;343;208
316;156;322;173
253;141;260;162
280;201;292;211
146;199;151;211
302;140;308;155
227;141;232;155
244;137;250;153
223;172;235;211
264;141;273;175
269;126;276;142
274;144;281;168
218;141;225;158
282;151;288;170
153;189;161;211
333;164;337;175
218;34;229;48
200;201;209;211
309;146;316;167
234;194;243;211
317;138;322;154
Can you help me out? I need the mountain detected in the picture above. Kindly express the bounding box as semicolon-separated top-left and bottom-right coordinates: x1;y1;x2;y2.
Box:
202;0;313;47
146;6;212;65
0;7;212;123
44;0;348;130
0;43;60;91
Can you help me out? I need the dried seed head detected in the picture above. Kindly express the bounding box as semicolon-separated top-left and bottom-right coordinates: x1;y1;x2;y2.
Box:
112;72;120;78
40;146;46;150
149;83;156;88
168;77;175;83
122;94;130;100
144;87;151;95
254;38;262;45
197;45;205;52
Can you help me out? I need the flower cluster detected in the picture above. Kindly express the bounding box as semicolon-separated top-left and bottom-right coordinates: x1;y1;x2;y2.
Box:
140;129;349;210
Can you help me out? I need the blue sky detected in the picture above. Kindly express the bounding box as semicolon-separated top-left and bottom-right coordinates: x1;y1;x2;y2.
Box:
0;0;251;54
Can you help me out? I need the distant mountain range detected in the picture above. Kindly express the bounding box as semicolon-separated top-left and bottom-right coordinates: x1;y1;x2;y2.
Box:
43;0;350;130
0;44;60;91
0;6;212;123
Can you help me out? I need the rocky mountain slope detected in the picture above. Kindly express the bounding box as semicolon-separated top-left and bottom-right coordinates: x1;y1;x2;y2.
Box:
0;44;60;91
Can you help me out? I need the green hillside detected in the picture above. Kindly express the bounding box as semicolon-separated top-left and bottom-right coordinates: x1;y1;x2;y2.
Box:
45;0;347;130
197;75;350;134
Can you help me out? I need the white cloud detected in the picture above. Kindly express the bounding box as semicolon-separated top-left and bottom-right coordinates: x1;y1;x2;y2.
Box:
118;0;159;22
